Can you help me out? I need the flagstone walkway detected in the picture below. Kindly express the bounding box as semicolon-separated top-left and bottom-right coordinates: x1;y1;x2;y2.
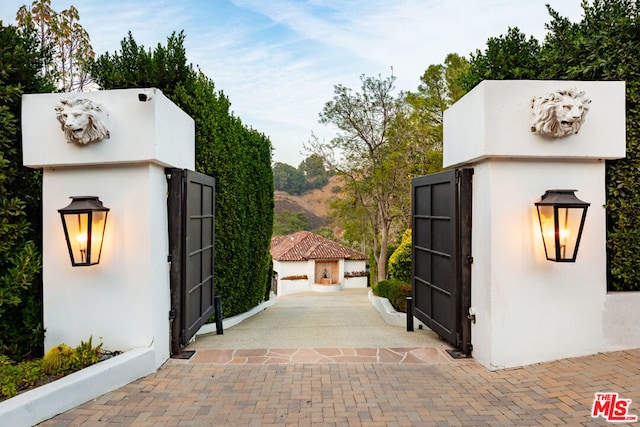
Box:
189;346;461;365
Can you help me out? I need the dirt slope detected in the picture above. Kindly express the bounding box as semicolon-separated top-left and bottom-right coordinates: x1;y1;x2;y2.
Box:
274;176;342;230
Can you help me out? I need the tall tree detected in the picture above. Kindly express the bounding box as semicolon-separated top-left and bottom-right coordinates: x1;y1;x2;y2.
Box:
16;0;94;91
404;53;469;175
273;161;307;194
298;154;326;179
307;74;408;282
298;154;329;189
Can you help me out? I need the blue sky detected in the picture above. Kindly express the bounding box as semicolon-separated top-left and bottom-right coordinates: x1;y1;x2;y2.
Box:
0;0;584;166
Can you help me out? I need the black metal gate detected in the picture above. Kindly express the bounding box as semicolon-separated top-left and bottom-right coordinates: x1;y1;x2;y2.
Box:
412;168;472;355
166;168;216;356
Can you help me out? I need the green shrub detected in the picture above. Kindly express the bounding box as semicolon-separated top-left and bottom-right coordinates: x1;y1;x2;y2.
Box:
0;337;105;400
373;279;412;313
68;336;103;372
0;357;42;399
388;229;412;283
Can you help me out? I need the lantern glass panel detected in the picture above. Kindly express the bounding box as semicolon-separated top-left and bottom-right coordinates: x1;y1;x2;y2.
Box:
89;211;107;264
537;205;555;259
557;207;584;261
62;212;90;264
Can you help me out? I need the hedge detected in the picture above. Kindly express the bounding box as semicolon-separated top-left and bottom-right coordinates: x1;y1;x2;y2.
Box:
373;279;412;313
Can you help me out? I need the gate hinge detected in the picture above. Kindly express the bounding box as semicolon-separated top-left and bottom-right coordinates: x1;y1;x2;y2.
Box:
169;310;176;320
467;256;474;264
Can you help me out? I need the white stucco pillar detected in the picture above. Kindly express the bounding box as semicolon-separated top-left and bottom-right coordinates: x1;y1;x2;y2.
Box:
22;88;194;369
443;80;638;370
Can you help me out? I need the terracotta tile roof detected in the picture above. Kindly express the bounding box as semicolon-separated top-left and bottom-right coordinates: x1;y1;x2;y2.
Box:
271;231;367;262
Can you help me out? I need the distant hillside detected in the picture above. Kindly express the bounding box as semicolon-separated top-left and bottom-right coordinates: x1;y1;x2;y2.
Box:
274;175;342;231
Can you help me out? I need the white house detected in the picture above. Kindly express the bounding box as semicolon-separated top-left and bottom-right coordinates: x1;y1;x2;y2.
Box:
271;231;368;296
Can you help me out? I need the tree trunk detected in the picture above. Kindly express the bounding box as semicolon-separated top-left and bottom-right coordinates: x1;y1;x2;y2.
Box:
376;226;389;282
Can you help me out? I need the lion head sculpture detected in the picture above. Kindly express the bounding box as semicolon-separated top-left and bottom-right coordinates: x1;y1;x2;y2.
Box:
530;88;591;138
54;98;110;145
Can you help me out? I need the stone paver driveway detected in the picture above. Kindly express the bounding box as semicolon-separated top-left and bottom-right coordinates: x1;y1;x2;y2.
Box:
38;290;640;426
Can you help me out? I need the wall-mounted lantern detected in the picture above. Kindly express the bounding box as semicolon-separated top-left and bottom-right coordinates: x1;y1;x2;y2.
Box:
58;196;109;266
535;190;589;262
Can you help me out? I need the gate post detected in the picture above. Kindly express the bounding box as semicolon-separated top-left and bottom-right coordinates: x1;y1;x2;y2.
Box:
443;80;630;370
22;89;195;370
406;296;414;332
215;296;224;335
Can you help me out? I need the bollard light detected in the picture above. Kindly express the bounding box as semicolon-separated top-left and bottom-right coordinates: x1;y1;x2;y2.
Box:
535;190;589;262
58;196;109;266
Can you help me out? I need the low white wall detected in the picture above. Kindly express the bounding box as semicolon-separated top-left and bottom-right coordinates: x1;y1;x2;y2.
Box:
274;259;368;295
278;279;311;296
274;260;308;279
602;292;640;349
273;260;310;296
368;290;424;328
343;276;368;289
0;348;155;427
343;260;368;289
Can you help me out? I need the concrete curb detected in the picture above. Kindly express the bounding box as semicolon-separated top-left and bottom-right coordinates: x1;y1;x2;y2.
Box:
196;298;276;335
368;290;424;328
0;347;156;427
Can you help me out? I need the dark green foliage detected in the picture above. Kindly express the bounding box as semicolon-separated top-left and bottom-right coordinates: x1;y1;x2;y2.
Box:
298;153;330;190
461;27;542;92
463;0;640;291
90;32;274;316
89;31;190;98
273;210;310;236
264;259;273;301
273;154;330;194
273;162;307;194
0;22;51;360
373;279;412;313
388;229;412;283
